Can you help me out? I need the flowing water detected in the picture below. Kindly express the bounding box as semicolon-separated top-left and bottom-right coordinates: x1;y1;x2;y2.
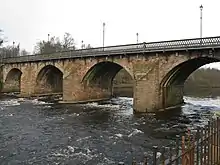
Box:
0;95;219;165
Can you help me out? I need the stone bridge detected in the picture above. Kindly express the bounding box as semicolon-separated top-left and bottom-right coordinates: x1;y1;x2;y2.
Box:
2;36;220;113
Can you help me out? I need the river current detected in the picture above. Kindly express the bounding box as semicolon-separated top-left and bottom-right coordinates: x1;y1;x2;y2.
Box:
0;95;219;165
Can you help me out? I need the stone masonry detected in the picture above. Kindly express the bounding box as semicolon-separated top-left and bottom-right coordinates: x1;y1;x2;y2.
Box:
2;49;219;112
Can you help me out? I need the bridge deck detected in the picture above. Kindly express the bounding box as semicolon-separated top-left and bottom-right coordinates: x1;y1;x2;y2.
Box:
2;36;220;63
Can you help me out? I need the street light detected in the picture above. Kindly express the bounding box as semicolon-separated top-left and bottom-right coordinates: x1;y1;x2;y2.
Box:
136;33;139;44
200;4;203;38
48;34;50;42
103;22;105;50
81;40;84;49
13;41;15;57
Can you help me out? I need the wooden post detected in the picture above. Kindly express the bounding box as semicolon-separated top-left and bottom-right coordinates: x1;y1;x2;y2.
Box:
132;157;136;165
217;117;219;163
152;146;158;165
196;127;200;165
182;136;186;165
204;125;208;164
200;127;204;165
143;155;148;165
176;135;180;165
208;121;211;164
211;120;214;164
161;147;165;165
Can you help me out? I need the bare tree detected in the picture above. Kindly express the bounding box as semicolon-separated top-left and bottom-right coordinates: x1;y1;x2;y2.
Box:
20;49;29;56
0;44;20;58
62;32;75;50
34;32;76;54
0;30;4;47
86;44;92;49
34;36;62;54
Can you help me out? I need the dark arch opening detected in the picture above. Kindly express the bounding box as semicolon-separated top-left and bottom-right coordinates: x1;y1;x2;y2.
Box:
113;68;134;97
161;57;219;108
35;65;63;94
82;61;133;98
4;68;22;93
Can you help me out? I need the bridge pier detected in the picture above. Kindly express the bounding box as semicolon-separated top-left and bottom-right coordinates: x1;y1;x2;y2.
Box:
133;80;159;112
62;85;112;103
162;85;184;109
62;73;112;103
132;59;161;113
2;81;20;93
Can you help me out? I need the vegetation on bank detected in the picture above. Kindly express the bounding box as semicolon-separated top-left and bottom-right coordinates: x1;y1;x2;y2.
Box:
184;67;220;89
184;67;220;96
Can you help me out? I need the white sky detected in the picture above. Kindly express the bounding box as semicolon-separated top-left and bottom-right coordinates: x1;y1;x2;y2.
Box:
0;0;220;63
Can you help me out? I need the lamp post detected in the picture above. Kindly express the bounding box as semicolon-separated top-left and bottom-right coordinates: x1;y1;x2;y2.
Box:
200;4;203;38
81;40;84;49
136;32;139;44
103;22;105;50
48;33;50;42
13;41;15;57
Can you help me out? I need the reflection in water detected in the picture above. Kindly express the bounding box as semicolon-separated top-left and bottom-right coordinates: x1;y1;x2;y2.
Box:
0;95;219;164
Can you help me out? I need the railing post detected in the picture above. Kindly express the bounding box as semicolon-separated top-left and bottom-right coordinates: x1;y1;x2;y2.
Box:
143;155;148;165
213;119;216;164
214;119;217;164
153;146;158;165
182;136;185;165
191;134;195;165
211;120;214;164
196;127;200;165
132;157;136;165
175;135;180;165
169;147;172;164
211;120;215;164
200;127;204;165
207;121;211;164
217;117;219;163
161;147;165;165
204;125;208;164
143;42;146;52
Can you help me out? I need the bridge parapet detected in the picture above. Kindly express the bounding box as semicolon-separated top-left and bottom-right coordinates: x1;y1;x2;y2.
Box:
2;36;220;63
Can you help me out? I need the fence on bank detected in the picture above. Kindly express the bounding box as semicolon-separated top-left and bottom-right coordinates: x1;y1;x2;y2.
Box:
119;117;220;165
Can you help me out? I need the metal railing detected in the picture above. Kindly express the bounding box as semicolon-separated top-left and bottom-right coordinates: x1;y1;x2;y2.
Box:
2;36;220;63
119;117;220;165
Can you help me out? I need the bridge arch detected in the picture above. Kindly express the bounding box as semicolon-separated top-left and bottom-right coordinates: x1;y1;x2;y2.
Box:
161;57;219;108
4;68;22;92
82;61;133;97
35;65;63;94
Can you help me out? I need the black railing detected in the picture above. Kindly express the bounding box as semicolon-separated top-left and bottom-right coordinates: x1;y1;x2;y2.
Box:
120;117;220;165
2;36;220;63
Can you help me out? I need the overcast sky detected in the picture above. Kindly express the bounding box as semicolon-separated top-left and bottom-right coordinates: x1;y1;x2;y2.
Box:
0;0;220;55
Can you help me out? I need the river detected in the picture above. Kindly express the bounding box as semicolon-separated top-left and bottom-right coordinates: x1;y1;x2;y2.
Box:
0;95;219;164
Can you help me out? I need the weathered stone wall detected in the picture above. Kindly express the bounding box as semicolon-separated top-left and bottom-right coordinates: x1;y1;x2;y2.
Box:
163;85;184;107
61;57;134;102
3;81;20;92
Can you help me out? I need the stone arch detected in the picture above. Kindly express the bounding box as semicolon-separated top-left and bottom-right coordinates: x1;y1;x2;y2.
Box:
4;68;22;92
82;61;133;96
36;62;65;75
35;65;63;94
160;57;219;108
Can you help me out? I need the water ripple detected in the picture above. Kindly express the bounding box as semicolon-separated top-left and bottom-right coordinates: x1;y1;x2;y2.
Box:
0;96;219;164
